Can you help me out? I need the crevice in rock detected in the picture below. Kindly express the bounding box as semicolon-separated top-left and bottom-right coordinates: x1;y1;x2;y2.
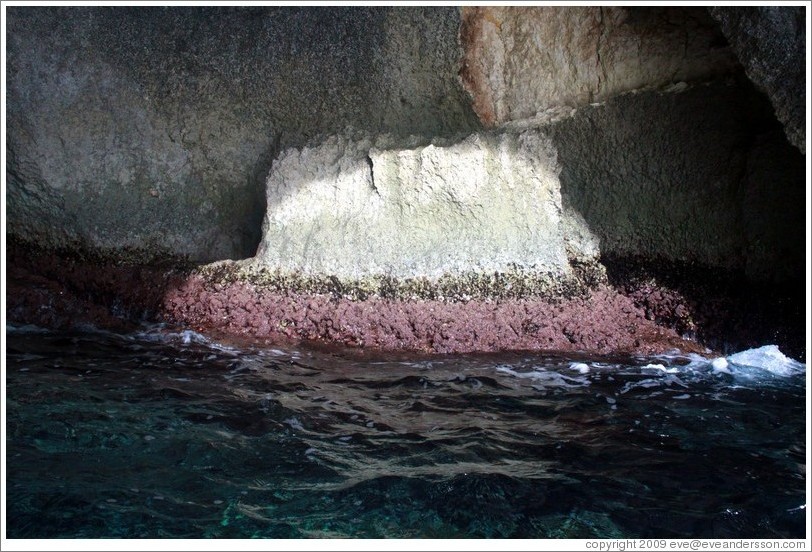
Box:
595;7;606;100
365;154;379;196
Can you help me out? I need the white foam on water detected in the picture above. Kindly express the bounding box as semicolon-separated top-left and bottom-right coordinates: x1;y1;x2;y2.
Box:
495;344;800;398
283;417;304;431
649;346;804;383
129;325;243;355
711;357;731;374
619;373;688;395
641;363;680;373
131;327;206;344
726;345;805;377
495;365;527;378
495;365;590;389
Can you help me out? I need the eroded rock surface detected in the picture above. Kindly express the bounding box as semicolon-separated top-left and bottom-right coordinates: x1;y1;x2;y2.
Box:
6;7;478;261
5;6;806;358
460;6;738;126
254;130;600;292
253;80;804;288
548;80;805;283
709;6;806;152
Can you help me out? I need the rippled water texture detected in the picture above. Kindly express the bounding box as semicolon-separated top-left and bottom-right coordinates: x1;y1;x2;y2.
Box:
5;325;807;538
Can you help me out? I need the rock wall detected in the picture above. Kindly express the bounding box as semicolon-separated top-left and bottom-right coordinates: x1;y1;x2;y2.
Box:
5;5;807;356
250;79;804;289
8;5;803;270
6;6;479;262
254;130;599;288
548;80;805;283
459;6;738;126
709;6;806;152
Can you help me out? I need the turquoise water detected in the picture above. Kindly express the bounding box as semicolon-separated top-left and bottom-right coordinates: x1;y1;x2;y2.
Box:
4;324;807;538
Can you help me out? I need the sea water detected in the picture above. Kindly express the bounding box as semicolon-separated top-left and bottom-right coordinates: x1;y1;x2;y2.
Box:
4;324;807;538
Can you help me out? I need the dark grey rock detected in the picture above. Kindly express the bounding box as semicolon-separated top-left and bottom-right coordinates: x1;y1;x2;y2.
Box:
548;79;805;283
709;6;806;152
6;6;480;261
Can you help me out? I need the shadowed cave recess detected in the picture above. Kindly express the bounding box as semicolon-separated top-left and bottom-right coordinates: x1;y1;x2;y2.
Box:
5;5;808;359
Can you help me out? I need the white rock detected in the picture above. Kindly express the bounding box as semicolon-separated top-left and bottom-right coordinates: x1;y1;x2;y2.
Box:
255;130;600;281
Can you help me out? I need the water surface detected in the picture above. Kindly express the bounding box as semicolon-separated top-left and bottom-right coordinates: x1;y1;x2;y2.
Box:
5;325;807;538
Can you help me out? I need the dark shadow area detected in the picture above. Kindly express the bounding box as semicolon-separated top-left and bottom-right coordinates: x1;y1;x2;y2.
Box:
4;238;192;334
242;133;282;258
550;75;805;282
602;254;806;360
548;75;806;358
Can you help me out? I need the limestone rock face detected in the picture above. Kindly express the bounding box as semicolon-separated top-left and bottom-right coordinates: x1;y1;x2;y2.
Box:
459;6;738;126
548;81;805;283
6;7;479;261
256;131;599;283
255;80;804;288
6;5;804;294
709;6;806;152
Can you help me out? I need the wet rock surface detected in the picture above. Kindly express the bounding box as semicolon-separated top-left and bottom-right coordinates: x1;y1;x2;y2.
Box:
5;241;188;333
8;243;803;360
159;274;702;356
603;255;806;361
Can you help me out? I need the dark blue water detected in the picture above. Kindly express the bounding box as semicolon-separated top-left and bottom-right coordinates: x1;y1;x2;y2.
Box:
5;324;807;538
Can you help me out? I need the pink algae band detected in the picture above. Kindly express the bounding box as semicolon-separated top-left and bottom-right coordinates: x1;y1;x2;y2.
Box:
163;275;704;355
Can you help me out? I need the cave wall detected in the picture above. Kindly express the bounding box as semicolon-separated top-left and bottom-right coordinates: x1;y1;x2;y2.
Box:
709;6;806;152
6;7;479;262
547;80;805;283
253;78;804;287
5;5;806;289
459;6;739;126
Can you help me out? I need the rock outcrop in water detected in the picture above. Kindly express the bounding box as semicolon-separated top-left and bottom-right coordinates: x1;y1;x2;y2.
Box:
5;6;807;358
255;130;600;292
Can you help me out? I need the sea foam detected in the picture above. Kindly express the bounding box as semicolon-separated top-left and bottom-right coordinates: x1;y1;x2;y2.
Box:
726;345;805;377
